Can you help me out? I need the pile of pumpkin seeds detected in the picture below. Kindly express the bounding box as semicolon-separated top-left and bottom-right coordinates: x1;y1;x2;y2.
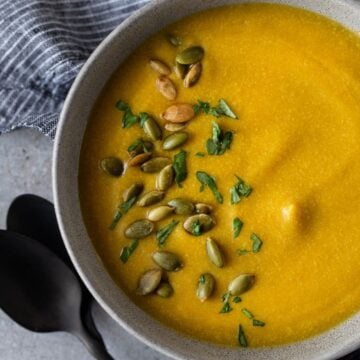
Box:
99;33;265;347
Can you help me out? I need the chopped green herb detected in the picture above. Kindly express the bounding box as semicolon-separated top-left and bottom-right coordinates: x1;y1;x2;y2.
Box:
195;152;205;157
222;292;231;303
127;138;151;153
196;171;223;204
109;196;138;230
109;210;123;230
230;176;252;204
193;100;221;117
236;248;250;256
233;296;242;303
116;100;138;128
218;99;238;119
233;217;243;238
121;196;137;213
220;292;233;313
192;220;202;236
251;233;263;253
199;275;206;284
119;239;139;263
173;150;187;187
253;319;266;327
194;99;238;119
139;112;150;127
206;121;233;155
156;220;179;247
220;302;233;314
241;308;254;320
238;325;248;347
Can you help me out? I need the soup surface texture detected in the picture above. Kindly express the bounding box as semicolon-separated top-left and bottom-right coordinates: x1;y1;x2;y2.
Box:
79;4;360;347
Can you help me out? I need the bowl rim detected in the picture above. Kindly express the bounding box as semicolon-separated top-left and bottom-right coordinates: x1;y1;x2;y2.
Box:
53;0;360;359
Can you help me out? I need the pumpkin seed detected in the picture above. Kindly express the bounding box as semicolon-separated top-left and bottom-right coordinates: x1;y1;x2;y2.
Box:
206;237;224;268
123;183;144;202
168;198;194;215
195;203;213;214
183;214;215;235
128;152;152;167
156;282;174;298
196;273;215;302
174;62;187;79
124;219;154;239
137;269;162;295
141;157;172;173
143;117;162;141
184;62;202;88
156;164;174;191
176;46;204;65
161;103;195;123
137;190;165;207
228;274;255;296
164;122;187;132
147;205;174;222
100;157;123;177
162;132;189;150
156;76;177;100
152;251;182;271
149;59;171;75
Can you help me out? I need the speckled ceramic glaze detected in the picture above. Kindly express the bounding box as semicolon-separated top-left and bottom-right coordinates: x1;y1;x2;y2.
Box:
53;1;360;359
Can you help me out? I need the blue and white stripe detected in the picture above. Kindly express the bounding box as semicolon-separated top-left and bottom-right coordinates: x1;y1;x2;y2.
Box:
0;0;150;138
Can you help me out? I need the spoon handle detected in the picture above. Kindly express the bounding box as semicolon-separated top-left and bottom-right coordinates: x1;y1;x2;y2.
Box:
74;325;114;360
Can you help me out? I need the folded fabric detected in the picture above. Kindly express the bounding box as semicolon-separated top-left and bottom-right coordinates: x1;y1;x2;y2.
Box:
0;0;150;138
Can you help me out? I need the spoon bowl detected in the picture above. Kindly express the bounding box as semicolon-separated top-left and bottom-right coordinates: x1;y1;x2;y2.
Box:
7;194;72;268
0;229;113;359
6;194;102;341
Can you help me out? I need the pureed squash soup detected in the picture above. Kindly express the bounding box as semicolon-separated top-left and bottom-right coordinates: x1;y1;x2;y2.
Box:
79;3;360;347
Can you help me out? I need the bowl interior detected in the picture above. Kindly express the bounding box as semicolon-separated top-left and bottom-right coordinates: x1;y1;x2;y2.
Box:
53;1;360;359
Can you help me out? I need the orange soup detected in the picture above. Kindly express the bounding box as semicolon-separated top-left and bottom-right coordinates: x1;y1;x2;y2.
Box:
79;3;360;347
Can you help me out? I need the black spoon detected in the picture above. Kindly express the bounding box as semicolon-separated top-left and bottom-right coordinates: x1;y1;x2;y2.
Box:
6;194;71;267
0;229;113;360
6;194;101;342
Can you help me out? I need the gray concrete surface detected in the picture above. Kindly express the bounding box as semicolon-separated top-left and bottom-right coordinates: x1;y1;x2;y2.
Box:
0;128;169;360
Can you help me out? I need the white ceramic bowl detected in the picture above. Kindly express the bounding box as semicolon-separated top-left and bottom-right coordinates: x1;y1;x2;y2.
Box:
53;1;360;359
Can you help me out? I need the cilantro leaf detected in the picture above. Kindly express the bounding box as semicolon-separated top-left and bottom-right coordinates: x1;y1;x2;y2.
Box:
253;319;266;327
116;100;138;128
238;325;248;347
206;122;233;155
109;210;123;230
220;302;233;313
241;308;254;319
230;176;252;204
139;112;150;127
191;220;202;236
173;150;187;187
156;220;179;247
236;248;250;256
194;99;238;119
119;239;139;263
196;171;223;204
109;195;138;230
233;217;243;238
251;233;263;253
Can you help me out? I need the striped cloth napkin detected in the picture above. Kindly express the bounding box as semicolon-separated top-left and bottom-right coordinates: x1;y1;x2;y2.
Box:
0;0;150;139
